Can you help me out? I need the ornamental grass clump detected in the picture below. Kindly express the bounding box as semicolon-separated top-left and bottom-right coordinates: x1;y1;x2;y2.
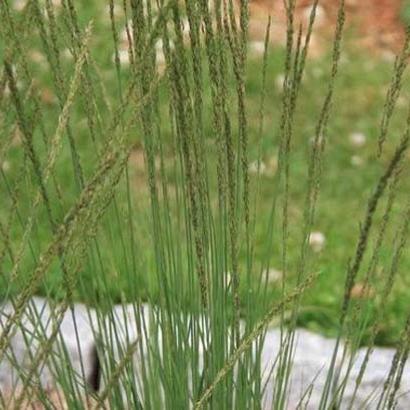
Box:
0;0;410;408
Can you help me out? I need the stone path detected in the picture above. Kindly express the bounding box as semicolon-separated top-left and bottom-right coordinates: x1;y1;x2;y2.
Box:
0;297;409;408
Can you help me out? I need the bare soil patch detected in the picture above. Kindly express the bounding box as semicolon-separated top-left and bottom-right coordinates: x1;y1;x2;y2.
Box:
247;0;406;56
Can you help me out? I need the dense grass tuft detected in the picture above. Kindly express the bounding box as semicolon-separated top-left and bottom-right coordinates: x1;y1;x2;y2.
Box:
0;0;410;407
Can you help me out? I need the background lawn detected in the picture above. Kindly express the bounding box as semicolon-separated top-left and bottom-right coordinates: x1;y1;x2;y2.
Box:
1;0;410;347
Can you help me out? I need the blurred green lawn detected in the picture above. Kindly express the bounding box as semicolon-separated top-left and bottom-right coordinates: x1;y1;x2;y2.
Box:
1;3;410;346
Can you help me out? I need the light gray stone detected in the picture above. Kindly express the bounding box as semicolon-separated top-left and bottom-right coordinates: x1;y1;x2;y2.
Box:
97;303;210;405
0;299;409;409
100;313;410;409
0;297;98;393
96;303;155;400
261;329;410;409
